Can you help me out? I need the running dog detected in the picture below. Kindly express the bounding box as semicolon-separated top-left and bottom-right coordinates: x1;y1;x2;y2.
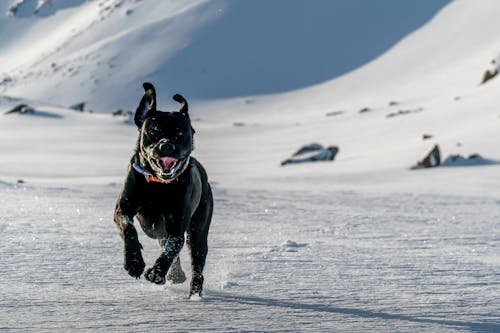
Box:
114;82;213;297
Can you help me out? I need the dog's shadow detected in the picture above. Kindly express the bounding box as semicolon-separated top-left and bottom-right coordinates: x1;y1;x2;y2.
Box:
205;291;499;332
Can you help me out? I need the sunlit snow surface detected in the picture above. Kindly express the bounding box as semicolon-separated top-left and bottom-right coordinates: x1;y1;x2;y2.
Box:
1;0;500;332
1;182;498;332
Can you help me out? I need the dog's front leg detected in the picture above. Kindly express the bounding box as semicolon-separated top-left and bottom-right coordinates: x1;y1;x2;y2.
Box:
114;171;146;278
145;235;185;285
114;208;145;279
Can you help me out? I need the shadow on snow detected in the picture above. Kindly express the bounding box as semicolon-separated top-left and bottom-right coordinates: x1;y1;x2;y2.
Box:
207;291;500;333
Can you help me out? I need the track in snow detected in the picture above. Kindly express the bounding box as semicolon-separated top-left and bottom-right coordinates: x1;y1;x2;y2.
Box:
0;182;499;332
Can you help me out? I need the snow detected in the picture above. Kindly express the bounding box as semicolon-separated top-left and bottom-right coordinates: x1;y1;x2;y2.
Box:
1;0;500;331
0;0;450;110
1;183;499;332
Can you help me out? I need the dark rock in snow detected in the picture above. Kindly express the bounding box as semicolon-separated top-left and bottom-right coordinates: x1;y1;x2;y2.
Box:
69;102;85;112
1;77;13;85
4;104;62;119
358;107;372;114
4;104;35;115
292;143;324;156
422;134;433;140
112;109;124;116
281;143;339;166
417;144;441;168
481;69;498;84
442;154;497;167
325;111;344;117
387;107;424;118
113;109;133;123
480;56;500;84
7;0;86;18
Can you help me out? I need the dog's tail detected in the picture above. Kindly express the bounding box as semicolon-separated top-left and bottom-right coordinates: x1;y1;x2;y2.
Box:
173;94;188;115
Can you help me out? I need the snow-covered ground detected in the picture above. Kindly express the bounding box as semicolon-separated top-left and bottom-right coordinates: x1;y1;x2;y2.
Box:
1;183;499;332
1;0;500;332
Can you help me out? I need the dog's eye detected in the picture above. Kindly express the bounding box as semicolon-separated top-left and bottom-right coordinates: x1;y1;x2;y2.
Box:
149;125;163;137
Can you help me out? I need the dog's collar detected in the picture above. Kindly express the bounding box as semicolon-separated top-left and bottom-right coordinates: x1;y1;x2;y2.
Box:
132;157;190;184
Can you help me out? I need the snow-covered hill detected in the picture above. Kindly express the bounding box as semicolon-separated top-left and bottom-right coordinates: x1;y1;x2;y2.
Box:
0;0;449;111
2;0;499;194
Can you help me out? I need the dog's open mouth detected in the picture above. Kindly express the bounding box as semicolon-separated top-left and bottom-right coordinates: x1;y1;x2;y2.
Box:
158;156;178;173
148;155;189;181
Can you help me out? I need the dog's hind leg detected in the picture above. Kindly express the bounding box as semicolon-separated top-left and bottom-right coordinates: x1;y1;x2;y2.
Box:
187;185;213;297
167;258;187;284
159;239;187;284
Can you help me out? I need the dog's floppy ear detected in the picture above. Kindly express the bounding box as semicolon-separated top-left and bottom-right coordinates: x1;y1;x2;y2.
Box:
134;82;157;128
173;93;195;135
173;94;188;115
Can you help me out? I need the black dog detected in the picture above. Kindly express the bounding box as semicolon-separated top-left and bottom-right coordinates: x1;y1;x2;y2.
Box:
114;82;213;297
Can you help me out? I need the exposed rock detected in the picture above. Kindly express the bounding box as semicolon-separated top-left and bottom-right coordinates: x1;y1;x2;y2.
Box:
113;109;133;123
480;55;500;84
233;122;245;127
4;104;35;115
388;101;399;106
281;143;339;166
4;104;62;119
112;109;124;116
293;143;324;156
358;107;371;114
417;144;441;168
387;107;424;118
1;77;13;85
7;0;86;18
325;111;344;117
422;134;433;140
442;153;497;167
69;102;85;112
481;69;498;84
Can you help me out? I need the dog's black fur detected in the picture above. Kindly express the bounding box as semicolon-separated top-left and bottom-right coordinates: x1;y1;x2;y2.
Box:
114;82;213;297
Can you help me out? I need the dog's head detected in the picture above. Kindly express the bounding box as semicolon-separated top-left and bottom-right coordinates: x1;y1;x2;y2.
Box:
134;82;195;182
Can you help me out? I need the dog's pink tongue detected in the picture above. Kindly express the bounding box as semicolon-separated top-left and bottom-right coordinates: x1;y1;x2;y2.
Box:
159;157;178;172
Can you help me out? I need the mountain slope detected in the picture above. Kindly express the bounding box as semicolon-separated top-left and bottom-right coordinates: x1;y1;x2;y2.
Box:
1;0;500;195
0;0;449;111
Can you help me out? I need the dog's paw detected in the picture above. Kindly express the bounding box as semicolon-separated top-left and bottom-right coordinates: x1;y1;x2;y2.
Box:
189;273;204;297
124;250;145;279
145;267;166;285
167;266;187;284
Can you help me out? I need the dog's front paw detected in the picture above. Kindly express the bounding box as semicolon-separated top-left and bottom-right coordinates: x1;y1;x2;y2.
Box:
124;249;145;278
145;267;166;285
123;225;145;278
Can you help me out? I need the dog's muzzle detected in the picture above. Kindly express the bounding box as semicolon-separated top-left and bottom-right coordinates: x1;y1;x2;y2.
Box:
133;156;190;183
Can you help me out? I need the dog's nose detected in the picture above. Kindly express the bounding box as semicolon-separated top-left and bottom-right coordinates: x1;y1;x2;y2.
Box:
160;142;175;155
